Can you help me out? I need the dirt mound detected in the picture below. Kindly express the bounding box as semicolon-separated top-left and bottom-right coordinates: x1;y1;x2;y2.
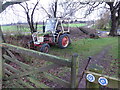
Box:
69;27;97;39
79;27;97;34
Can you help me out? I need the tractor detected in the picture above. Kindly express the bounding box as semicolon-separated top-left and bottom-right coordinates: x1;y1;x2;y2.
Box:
28;18;71;53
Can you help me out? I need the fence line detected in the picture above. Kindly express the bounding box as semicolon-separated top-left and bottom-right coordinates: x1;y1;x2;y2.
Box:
0;42;80;88
1;43;71;67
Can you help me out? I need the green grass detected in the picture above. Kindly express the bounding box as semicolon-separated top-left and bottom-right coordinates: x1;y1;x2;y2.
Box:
1;23;86;33
109;40;118;59
1;25;30;32
1;25;16;30
63;23;86;27
107;38;119;78
49;37;118;78
50;37;118;60
1;25;42;33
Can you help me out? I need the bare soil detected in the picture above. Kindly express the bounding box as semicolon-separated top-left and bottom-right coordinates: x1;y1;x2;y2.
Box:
69;27;97;40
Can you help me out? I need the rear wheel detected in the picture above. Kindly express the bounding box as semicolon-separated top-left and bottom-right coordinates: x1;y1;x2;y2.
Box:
58;34;70;49
40;43;50;53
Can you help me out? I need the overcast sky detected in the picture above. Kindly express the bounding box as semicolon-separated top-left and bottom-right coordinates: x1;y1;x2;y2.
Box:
0;0;108;25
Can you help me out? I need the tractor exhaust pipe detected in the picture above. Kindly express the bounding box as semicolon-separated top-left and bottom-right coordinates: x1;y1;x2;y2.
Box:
43;21;45;33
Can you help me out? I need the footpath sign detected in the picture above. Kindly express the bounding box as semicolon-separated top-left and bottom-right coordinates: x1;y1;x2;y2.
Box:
86;74;95;82
98;77;108;86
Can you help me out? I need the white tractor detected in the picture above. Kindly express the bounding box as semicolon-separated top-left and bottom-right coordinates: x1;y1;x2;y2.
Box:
28;18;71;53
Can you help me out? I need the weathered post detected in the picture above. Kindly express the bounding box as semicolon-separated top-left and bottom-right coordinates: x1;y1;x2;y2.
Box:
0;1;3;89
71;53;79;88
0;25;3;89
86;64;103;89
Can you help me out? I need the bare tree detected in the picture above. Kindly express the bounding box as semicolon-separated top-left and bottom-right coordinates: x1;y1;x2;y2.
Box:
82;1;120;36
41;0;58;18
50;0;58;18
0;1;28;89
41;0;87;18
0;0;29;42
58;0;88;18
19;0;40;34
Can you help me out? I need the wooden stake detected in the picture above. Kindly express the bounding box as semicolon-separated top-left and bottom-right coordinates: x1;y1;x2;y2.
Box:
71;53;79;88
0;25;3;89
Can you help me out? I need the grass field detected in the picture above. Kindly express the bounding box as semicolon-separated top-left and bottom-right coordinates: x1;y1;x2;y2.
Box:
63;23;86;27
1;25;42;33
50;37;118;59
49;37;118;77
1;23;86;33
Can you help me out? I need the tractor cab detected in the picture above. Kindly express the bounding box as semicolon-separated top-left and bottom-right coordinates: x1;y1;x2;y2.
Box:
44;18;57;33
29;18;71;53
44;18;70;34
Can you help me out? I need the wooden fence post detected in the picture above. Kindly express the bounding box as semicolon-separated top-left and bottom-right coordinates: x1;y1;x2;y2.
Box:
71;53;79;88
86;64;103;89
0;2;3;87
0;25;3;89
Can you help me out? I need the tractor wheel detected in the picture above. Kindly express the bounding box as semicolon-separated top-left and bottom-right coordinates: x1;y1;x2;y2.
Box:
58;34;70;49
28;40;34;49
40;43;50;53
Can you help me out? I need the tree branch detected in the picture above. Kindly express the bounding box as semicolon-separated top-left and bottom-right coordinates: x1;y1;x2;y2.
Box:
1;0;29;13
41;6;52;18
19;3;27;13
84;2;104;18
30;0;40;31
31;0;40;18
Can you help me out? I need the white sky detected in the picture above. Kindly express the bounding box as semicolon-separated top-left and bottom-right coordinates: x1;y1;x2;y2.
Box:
0;0;109;25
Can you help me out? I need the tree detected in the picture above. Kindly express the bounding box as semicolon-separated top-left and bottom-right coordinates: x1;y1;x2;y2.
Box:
60;0;90;18
79;1;120;36
0;1;29;89
50;0;58;18
106;2;120;36
0;0;29;42
82;1;120;36
0;0;26;13
40;0;58;18
41;0;86;18
19;0;40;34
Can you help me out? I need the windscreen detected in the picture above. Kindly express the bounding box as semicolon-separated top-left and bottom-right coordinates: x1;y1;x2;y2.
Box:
45;19;57;32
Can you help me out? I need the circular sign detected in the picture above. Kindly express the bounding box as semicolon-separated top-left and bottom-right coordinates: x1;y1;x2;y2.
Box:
98;77;108;86
86;74;95;82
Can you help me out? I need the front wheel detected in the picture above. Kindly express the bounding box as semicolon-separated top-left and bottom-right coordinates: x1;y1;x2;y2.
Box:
58;34;70;49
28;40;34;49
40;43;50;53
